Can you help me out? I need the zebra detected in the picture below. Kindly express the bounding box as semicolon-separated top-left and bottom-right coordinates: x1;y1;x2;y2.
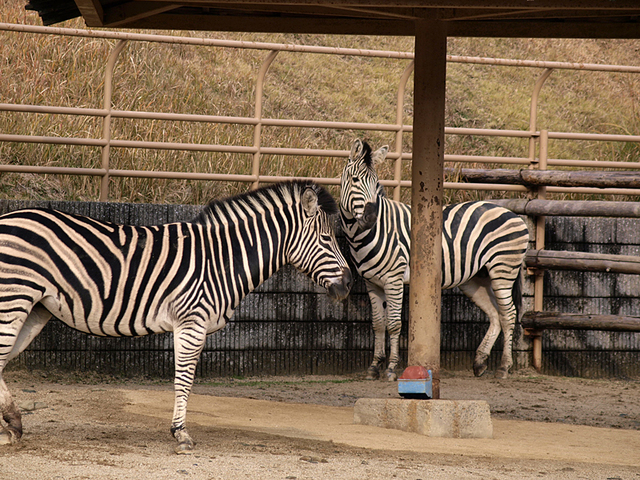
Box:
0;180;352;453
340;139;529;381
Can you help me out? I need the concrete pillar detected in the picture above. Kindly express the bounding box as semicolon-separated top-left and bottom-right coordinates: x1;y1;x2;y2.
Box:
408;19;447;399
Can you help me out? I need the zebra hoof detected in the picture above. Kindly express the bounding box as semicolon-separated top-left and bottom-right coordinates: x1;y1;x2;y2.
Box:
473;362;488;377
0;428;19;445
172;426;196;454
385;370;398;382
365;366;380;380
175;442;195;455
495;368;509;379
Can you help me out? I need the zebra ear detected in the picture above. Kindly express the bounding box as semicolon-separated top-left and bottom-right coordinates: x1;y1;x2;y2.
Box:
371;145;389;165
301;187;319;217
349;139;363;163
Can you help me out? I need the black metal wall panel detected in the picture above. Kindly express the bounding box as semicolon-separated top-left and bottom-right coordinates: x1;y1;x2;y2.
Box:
4;200;640;379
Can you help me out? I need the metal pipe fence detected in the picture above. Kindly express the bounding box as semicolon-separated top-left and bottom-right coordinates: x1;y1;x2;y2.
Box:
2;22;640;202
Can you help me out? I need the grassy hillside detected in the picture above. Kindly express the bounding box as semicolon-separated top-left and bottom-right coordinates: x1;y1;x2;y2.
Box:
1;0;640;205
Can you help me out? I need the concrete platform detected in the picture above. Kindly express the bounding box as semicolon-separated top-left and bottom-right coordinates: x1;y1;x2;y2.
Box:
353;398;493;438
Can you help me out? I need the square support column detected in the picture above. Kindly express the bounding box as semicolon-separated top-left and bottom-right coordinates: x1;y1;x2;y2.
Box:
408;19;447;399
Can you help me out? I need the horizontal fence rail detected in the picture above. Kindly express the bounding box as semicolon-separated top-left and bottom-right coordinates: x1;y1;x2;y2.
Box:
2;22;640;202
522;312;640;333
490;198;640;217
525;249;640;275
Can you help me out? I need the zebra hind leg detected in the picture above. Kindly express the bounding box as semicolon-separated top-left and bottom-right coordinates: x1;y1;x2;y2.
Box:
458;278;502;378
492;277;520;380
0;305;52;445
0;377;22;445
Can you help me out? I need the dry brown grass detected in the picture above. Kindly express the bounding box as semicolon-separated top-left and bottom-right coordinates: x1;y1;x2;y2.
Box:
1;0;640;205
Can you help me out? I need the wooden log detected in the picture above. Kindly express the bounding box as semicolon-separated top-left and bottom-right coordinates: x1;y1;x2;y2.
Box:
522;170;640;189
522;311;640;332
525;249;640;274
488;198;640;218
446;168;521;184
447;168;640;189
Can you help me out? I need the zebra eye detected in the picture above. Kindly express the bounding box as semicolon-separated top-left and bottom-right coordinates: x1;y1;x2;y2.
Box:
352;177;360;183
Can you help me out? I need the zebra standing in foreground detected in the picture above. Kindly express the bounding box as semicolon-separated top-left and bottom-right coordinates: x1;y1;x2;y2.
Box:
0;181;352;453
340;139;529;381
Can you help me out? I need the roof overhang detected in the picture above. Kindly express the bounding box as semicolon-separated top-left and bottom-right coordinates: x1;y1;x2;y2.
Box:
25;1;640;38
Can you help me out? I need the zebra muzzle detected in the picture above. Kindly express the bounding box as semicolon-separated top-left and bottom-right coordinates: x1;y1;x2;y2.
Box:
327;267;352;301
356;202;377;230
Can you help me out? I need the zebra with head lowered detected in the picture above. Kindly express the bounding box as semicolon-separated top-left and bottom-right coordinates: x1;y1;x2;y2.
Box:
340;139;529;381
0;180;352;453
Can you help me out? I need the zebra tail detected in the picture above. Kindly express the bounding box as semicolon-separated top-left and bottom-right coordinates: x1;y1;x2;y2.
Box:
513;267;523;321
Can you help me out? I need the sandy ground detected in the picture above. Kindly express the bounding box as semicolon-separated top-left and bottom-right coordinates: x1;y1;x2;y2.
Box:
1;368;639;479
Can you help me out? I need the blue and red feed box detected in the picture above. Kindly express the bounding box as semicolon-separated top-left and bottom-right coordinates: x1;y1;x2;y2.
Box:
398;366;433;399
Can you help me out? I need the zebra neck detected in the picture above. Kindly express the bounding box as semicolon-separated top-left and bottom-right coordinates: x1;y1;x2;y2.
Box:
339;205;380;244
201;203;291;300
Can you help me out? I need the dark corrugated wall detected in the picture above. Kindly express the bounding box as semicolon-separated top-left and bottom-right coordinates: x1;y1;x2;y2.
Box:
4;200;639;379
539;216;640;378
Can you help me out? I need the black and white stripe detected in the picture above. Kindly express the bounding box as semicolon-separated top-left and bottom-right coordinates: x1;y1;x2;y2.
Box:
340;140;529;381
0;181;352;452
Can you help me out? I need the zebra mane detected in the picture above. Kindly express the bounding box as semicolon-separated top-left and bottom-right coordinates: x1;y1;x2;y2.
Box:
357;141;386;198
360;141;374;167
194;180;338;224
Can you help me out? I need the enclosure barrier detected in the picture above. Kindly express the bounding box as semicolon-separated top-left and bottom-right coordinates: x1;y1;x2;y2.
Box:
489;198;640;217
481;165;640;370
522;244;640;370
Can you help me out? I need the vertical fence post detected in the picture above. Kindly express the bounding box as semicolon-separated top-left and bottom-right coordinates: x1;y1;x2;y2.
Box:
393;60;414;202
527;129;549;371
525;69;553;371
527;68;554;165
99;39;127;202
252;50;279;190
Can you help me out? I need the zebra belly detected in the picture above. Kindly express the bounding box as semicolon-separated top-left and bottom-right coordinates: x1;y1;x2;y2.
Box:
38;293;175;337
398;264;476;290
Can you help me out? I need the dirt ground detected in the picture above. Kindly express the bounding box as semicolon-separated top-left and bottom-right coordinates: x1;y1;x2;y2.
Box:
1;367;639;479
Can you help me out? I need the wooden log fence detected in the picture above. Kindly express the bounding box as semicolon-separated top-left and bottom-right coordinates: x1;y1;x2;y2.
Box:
525;249;640;275
476;170;640;374
488;198;640;217
521;237;640;372
447;167;640;190
521;312;640;373
522;312;640;332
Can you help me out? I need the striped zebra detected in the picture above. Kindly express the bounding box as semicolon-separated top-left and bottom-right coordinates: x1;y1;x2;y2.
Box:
0;181;352;453
340;139;529;381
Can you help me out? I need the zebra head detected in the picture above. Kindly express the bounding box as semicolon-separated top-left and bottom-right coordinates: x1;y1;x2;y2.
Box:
287;183;352;301
340;139;389;231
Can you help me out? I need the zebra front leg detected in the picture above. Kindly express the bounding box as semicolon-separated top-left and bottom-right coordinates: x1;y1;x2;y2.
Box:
171;322;207;454
383;281;404;382
365;283;387;380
